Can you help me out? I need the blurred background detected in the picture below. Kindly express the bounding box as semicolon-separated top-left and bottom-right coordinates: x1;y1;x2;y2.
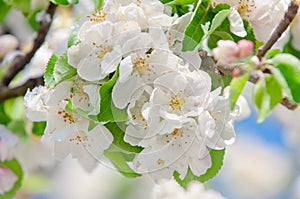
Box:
1;1;300;199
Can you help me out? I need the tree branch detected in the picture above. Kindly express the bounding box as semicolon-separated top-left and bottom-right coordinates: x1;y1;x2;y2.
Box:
257;1;299;59
200;52;297;110
0;2;57;88
0;77;44;102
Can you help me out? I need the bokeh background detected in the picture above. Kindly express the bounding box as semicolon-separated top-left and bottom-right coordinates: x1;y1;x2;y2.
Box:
1;1;300;199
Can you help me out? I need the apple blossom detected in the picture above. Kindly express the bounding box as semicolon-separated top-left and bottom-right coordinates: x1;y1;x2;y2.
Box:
0;126;18;161
0;166;18;195
211;0;291;42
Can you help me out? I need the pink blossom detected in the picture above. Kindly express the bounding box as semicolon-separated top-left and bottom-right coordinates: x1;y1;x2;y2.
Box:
0;166;18;195
238;40;254;57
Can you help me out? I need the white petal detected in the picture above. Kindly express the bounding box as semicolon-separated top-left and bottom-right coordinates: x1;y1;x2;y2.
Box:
228;8;247;37
112;76;143;109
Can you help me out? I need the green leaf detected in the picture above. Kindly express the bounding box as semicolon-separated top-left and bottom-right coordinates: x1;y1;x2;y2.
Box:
6;120;27;139
32;121;46;136
167;0;194;5
50;0;70;6
44;54;58;88
182;0;230;51
271;53;300;103
103;122;143;178
269;67;294;104
0;102;11;125
105;122;143;156
93;0;104;9
97;70;128;122
229;73;249;110
0;159;23;199
4;0;30;15
53;53;77;85
0;0;11;23
265;49;281;59
27;9;41;31
174;149;225;188
283;35;300;60
254;76;282;123
104;150;141;178
4;97;25;120
68;31;79;48
208;30;234;49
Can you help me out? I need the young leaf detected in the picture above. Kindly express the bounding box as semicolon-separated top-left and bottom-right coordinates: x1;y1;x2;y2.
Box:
271;53;300;103
93;0;104;8
0;0;11;23
4;97;25;120
0;159;23;199
53;53;77;85
229;73;249;110
254;76;282;123
103;122;142;178
182;0;209;51
283;35;300;60
50;0;70;6
44;54;58;88
32;121;46;136
3;0;30;15
104;150;141;178
97;70;128;122
0;102;11;125
105;122;143;155
265;49;281;59
173;149;225;188
68;31;79;48
167;0;194;5
182;0;230;51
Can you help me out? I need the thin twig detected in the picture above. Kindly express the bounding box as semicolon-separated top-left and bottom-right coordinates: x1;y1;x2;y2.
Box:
0;77;44;102
257;1;299;59
200;52;297;110
0;2;57;88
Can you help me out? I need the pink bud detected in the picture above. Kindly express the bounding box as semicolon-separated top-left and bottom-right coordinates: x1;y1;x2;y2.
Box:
238;40;254;57
212;40;239;63
0;166;18;195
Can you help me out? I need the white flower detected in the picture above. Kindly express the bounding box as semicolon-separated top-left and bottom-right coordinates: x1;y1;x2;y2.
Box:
198;88;236;149
25;81;112;172
0;126;18;161
145;70;211;134
152;179;226;199
112;49;181;109
103;0;175;29
212;0;290;42
133;119;211;180
68;21;127;81
24;86;52;122
0;166;18;195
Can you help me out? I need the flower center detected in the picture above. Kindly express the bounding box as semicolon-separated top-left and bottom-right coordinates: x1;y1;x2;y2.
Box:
57;109;75;124
133;57;149;75
69;131;88;145
87;8;107;23
96;45;113;59
237;0;256;18
169;94;184;111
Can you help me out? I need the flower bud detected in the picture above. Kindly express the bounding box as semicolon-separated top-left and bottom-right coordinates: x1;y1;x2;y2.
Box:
212;40;239;63
238;39;254;57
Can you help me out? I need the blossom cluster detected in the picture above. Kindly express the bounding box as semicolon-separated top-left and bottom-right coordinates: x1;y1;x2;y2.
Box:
24;0;240;180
